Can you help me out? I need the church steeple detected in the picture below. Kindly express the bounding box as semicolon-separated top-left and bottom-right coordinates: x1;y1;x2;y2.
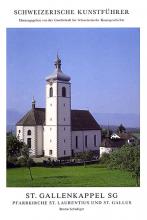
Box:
32;96;35;109
54;53;61;70
44;53;72;159
46;55;71;82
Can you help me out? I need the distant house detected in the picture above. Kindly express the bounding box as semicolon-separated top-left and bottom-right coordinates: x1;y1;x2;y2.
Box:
100;137;126;156
100;128;139;157
110;133;120;139
111;132;137;144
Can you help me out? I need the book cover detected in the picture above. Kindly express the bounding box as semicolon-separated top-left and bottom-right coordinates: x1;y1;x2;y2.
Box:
0;0;146;219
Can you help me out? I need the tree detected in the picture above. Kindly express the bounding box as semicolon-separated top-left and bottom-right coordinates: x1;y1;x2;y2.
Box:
21;145;34;181
7;134;24;166
7;133;34;180
7;134;24;158
108;144;140;186
117;124;126;133
99;152;110;165
75;151;94;167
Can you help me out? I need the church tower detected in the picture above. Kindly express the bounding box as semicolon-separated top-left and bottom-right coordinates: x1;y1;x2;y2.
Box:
44;55;72;159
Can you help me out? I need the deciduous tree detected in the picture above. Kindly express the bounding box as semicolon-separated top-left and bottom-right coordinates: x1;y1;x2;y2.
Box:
108;145;140;186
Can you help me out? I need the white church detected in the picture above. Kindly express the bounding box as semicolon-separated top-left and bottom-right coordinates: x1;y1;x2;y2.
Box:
16;55;101;160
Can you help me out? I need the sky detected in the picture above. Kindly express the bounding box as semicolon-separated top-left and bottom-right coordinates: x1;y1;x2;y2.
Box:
7;28;140;116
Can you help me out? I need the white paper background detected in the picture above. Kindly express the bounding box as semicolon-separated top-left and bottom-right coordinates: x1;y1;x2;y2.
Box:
0;0;147;219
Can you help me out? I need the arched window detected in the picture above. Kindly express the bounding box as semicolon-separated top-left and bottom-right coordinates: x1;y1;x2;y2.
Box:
50;87;53;97
27;130;31;135
62;87;66;97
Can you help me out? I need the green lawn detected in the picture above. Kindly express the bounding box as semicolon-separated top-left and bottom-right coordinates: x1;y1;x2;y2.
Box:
7;164;136;187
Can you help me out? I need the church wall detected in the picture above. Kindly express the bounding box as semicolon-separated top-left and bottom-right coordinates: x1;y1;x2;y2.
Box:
36;126;43;156
44;81;58;158
44;125;57;158
72;130;101;154
58;99;71;125
57;82;71;126
44;80;72;159
57;126;71;157
16;126;24;141
71;131;84;153
100;147;112;157
16;125;44;157
57;82;72;158
57;82;71;97
23;126;36;156
45;82;57;125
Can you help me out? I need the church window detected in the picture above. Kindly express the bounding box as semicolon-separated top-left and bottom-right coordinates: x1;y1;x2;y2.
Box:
64;139;66;143
85;135;88;148
64;150;66;155
76;136;78;149
64;127;66;131
50;139;52;142
94;135;97;147
27;138;31;148
50;87;53;97
49;150;52;155
62;87;66;97
27;130;31;135
18;130;21;133
64;118;66;121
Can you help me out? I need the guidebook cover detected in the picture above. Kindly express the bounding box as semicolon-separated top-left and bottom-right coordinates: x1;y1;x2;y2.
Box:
0;0;146;219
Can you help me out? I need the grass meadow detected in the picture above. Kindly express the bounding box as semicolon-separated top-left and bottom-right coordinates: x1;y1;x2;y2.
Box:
7;164;136;187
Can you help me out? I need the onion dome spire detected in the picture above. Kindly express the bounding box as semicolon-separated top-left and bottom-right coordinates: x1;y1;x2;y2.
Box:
46;53;71;82
54;53;61;70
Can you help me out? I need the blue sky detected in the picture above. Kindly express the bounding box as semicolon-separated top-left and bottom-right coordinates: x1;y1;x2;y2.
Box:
7;28;140;116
